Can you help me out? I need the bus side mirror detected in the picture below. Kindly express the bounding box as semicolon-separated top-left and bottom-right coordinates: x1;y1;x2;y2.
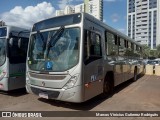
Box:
9;38;14;46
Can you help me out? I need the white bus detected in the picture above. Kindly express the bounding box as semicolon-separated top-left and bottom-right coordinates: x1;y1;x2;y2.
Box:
0;26;29;91
26;13;144;102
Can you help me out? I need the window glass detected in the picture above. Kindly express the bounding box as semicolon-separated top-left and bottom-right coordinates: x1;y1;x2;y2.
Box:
128;42;131;49
84;30;102;64
134;45;140;57
0;38;6;66
28;27;80;72
8;37;29;64
91;34;101;56
106;32;118;56
0;27;7;37
119;38;125;56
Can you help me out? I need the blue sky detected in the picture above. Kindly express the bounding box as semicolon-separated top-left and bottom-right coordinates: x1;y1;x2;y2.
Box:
0;0;127;33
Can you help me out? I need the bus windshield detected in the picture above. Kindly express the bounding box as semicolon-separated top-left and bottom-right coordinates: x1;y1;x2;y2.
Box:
0;38;6;66
28;27;80;72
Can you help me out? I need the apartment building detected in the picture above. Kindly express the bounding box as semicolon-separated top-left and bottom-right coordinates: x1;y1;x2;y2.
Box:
56;0;103;21
84;0;103;21
127;0;160;49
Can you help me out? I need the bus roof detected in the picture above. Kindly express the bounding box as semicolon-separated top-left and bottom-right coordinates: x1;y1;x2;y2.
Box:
0;25;30;38
31;12;142;47
0;25;28;32
32;13;82;32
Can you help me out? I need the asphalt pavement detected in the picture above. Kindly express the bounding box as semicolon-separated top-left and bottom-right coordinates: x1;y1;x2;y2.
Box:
0;75;160;120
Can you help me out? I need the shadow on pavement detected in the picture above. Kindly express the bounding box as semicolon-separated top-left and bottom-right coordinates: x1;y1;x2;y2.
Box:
38;95;110;111
0;88;27;97
38;74;145;110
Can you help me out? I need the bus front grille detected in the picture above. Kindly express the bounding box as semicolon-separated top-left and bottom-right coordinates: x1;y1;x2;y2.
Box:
29;72;66;80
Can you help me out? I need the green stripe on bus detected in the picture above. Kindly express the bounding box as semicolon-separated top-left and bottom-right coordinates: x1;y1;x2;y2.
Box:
9;73;25;77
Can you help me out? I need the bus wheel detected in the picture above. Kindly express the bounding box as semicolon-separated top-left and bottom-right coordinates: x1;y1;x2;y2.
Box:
101;74;113;98
133;68;137;81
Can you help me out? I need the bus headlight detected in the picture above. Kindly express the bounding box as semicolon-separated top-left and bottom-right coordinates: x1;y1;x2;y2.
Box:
63;74;79;89
0;70;6;80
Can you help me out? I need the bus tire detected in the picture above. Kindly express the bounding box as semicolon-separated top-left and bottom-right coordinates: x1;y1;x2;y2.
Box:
133;67;137;81
101;73;113;98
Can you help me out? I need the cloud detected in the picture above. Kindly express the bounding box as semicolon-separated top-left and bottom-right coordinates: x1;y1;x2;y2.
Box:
111;13;120;22
0;2;55;29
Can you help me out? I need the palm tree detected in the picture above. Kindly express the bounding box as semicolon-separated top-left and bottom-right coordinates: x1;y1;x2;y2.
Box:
142;45;150;58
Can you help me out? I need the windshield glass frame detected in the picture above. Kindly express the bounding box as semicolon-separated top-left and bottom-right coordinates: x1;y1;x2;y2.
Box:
28;26;81;72
0;37;6;66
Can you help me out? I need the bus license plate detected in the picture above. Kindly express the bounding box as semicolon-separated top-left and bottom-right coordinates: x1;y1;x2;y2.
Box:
39;93;48;99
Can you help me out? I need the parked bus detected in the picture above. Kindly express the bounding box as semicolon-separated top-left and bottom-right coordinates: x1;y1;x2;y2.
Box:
26;13;144;102
0;26;29;91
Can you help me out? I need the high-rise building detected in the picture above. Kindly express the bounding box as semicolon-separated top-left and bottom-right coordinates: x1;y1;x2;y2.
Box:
64;5;74;15
0;21;5;26
75;3;85;13
84;0;103;21
56;6;74;16
55;0;103;21
55;10;64;16
127;0;160;49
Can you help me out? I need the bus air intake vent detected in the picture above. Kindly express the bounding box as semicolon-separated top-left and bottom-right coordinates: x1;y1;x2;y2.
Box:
29;72;66;80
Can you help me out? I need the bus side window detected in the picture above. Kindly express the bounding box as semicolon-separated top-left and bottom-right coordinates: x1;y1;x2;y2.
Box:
131;43;134;51
9;37;28;64
124;40;128;48
92;34;101;56
106;32;118;56
135;45;140;57
128;42;131;50
125;41;133;58
119;38;125;56
84;30;102;65
84;30;90;60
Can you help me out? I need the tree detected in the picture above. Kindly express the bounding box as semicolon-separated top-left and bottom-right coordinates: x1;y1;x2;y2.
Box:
156;44;160;58
149;50;156;59
141;44;160;59
142;45;150;59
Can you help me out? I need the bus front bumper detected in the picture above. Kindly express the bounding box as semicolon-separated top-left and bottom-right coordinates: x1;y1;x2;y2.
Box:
26;83;84;103
0;77;9;91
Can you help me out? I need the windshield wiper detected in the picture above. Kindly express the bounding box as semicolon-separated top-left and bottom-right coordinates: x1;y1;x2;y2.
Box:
44;26;65;59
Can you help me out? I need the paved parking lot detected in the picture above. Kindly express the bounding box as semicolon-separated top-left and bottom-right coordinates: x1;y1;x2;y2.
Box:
0;75;160;120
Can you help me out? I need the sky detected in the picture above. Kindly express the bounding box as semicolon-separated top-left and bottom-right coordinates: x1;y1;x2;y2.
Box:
0;0;127;34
